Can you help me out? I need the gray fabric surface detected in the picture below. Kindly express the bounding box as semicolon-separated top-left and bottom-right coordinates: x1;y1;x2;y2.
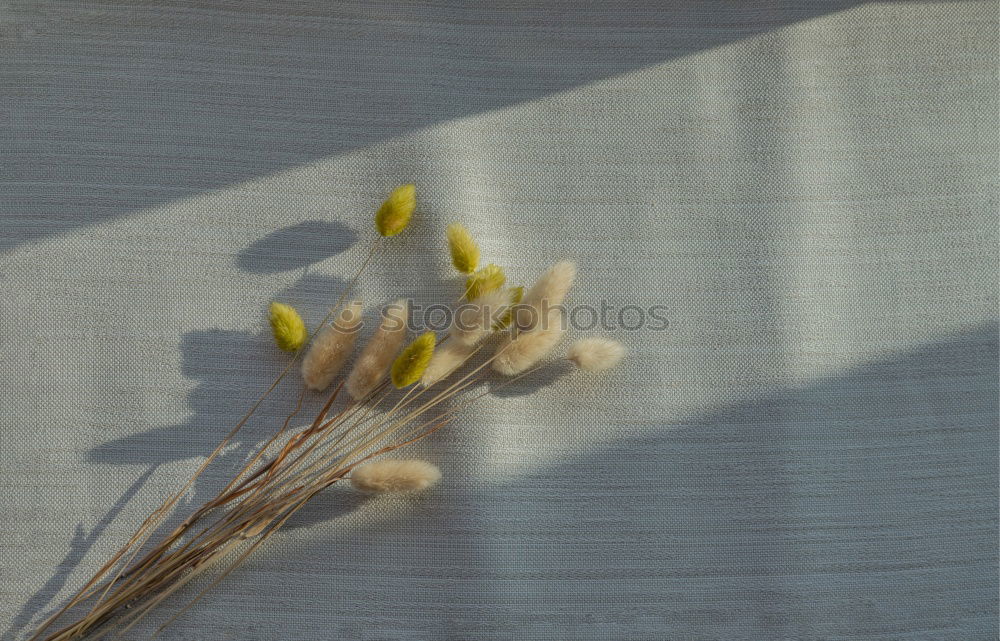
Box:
2;1;998;639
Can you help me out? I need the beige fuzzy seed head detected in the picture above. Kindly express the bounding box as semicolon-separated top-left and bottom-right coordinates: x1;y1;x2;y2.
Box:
345;300;409;400
518;261;576;330
351;459;441;493
492;309;566;376
524;261;576;308
301;300;363;391
450;288;512;346
421;340;476;387
493;285;523;330
567;337;626;372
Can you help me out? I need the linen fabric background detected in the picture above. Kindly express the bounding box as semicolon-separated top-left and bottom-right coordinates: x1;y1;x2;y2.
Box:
1;1;997;640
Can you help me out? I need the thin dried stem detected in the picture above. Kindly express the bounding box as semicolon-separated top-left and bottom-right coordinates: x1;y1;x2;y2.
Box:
33;240;381;641
33;283;556;641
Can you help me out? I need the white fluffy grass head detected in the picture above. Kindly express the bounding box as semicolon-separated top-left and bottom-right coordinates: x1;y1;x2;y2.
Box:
567;337;626;372
492;309;566;376
301;300;363;391
350;459;441;493
421;340;475;387
345;299;409;400
517;261;576;330
524;261;576;308
451;288;512;346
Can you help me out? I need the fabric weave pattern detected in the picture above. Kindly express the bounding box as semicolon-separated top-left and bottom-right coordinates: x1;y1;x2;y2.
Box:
1;1;997;639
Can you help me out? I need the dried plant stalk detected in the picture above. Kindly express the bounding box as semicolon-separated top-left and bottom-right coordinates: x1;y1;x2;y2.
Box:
28;197;613;641
28;245;387;641
29;335;518;641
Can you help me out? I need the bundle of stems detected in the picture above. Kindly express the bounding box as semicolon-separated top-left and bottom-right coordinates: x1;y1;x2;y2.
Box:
29;187;624;640
32;345;522;641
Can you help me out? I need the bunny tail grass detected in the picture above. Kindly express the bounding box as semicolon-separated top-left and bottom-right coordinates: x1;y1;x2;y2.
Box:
345;300;409;400
421;340;475;387
301;300;363;391
269;302;308;352
465;263;505;300
351;459;441;493
374;184;416;237
518;261;576;331
451;288;512;346
493;309;566;376
567;337;626;372
493;285;523;330
391;331;436;388
446;222;480;274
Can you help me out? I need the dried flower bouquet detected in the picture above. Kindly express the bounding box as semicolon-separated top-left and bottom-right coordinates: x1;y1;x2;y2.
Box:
30;185;625;640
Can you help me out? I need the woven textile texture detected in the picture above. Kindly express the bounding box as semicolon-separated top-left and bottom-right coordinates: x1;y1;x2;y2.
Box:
2;1;997;639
